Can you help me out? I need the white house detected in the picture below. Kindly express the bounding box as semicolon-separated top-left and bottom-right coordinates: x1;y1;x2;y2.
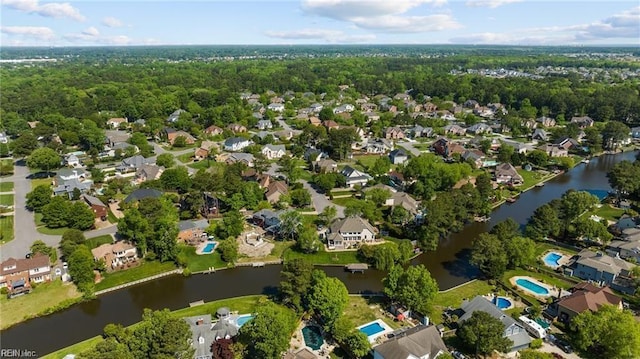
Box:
341;166;372;188
267;103;285;112
333;104;355;114
0;132;8;144
224;137;252;152
106;117;127;129
261;144;286;160
64;154;81;167
326;216;379;249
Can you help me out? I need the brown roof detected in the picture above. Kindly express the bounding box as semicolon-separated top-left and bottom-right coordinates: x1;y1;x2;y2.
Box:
266;181;288;198
0;254;50;276
558;282;622;314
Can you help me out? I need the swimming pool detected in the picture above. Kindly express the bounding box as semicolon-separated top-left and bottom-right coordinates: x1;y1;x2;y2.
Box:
492;296;513;310
302;326;323;350
236;314;253;327
202;241;218;254
543;252;562;267
359;322;385;336
515;278;550;296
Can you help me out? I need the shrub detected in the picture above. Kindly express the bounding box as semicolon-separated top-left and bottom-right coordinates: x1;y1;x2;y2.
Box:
530;338;543;349
183;268;192;277
0;287;8;295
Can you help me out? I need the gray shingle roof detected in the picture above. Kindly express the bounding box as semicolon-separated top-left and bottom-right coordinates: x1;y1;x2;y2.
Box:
374;325;448;359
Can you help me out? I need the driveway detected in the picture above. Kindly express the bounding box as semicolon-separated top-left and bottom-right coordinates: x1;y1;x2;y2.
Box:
0;160;118;261
277;119;292;131
539;342;583;359
300;180;345;218
396;140;423;156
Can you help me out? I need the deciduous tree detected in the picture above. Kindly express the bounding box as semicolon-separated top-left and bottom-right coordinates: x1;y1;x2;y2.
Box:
239;302;296;359
457;311;513;356
27;147;61;173
571;305;640;359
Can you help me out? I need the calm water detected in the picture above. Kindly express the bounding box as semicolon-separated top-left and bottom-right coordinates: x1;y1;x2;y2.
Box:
1;151;636;356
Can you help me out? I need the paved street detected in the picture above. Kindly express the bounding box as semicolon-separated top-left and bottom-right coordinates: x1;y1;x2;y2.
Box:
396;140;424;156
301;180;345;218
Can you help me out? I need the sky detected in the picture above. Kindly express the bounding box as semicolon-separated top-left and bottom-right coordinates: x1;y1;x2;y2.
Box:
1;0;639;46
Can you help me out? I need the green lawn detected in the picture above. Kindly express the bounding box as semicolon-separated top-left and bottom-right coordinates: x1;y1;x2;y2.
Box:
503;269;575;292
0;215;14;242
37;225;71;235
95;260;178;291
517;169;548;189
331;197;360;207
237;240;295;264
31;177;52;189
283;246;361;265
353;155;381;170
581;204;626;222
177;153;193;164
0;181;14;192
0;279;82;330
430;280;495;325
0;193;14;206
342;296;406;330
177;244;227;272
41;295;269;359
86;235;114;249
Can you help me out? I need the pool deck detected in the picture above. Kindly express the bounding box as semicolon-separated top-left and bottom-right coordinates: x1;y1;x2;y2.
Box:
541;250;572;269
356;319;394;344
288;320;335;358
509;276;557;299
482;294;515;310
195;241;218;255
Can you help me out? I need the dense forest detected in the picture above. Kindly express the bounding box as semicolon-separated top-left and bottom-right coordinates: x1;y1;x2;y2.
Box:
1;46;639;133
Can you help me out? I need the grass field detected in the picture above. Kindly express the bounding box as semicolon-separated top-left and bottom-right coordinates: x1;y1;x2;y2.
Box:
41;295;269;359
430;280;495;325
0;279;82;330
503;269;575;291
331;197;360;207
0;215;14;242
86;235;114;249
0;194;14;206
0;181;14;192
31;178;52;189
283;246;360;265
95;260;177;291
581;204;626;222
517;169;548;189
36;225;71;235
177;244;227;272
177;153;193;164
343;296;405;330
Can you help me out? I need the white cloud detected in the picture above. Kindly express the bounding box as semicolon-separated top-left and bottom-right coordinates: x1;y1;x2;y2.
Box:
0;25;55;40
102;16;124;28
1;0;85;21
265;28;376;43
465;0;522;9
450;6;640;44
64;28;132;45
301;0;457;33
82;26;99;37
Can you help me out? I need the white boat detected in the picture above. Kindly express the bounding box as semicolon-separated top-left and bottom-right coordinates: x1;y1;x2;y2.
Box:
581;159;590;164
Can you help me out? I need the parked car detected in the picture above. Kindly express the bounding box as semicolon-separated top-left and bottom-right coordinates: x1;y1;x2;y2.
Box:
54;268;62;276
451;351;467;359
62;262;68;269
557;340;573;354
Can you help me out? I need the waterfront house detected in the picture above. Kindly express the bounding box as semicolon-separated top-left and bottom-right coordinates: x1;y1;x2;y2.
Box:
458;296;531;352
373;325;449;359
631;126;640;139
326;216;378;249
0;254;51;290
555;282;622;323
341;166;372;188
537;144;568;157
495;163;524;186
178;219;210;243
568;249;635;291
91;242;138;271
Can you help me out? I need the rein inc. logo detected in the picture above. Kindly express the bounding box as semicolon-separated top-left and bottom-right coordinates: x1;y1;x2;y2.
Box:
0;349;37;358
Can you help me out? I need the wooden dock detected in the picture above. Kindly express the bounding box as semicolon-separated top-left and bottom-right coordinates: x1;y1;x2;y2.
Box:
345;263;368;273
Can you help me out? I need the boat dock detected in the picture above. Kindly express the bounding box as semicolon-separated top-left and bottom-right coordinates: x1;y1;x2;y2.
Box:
345;263;368;273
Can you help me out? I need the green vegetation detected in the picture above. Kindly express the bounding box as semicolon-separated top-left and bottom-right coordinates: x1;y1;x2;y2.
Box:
342;296;404;330
517;169;552;190
36;225;71;235
0;215;14;242
0;279;82;330
0;181;14;192
331;196;360;207
431;280;495;324
504;268;574;291
283;246;360;265
31;178;51;189
237;240;295;264
176;244;226;272
581;204;626;222
86;235;114;249
95;260;177;291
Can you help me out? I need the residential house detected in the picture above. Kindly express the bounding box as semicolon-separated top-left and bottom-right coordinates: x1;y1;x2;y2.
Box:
178;219;209;243
333;104;355;114
310;103;323;113
184;315;215;359
107;117;127;129
466;123;492;135
123;188;163;204
365;139;394;154
323;120;340;131
105;131;130;148
261;144;286;160
267;103;285;112
167;109;185;123
384;127;406;140
222;152;255;167
53;169;92;198
0;254;51;290
556;282;622;323
554;137;579;151
393;93;411;101
631;126;640;139
117;155;154;173
607;238;640;263
536;116;557;128
613;215;640;232
165;128;196;145
502;140;534;154
364;112;381;123
227;124;247;133
461;150;485;169
256;119;273;130
568;249;635;288
389;149;409;165
326;216;378;249
537;144;568;157
364;184;398;206
459;296;531;352
391;191;420;214
224;137;252;152
522;119;538;130
463;99;480;109
204;125;223;136
373;325;449;359
265;181;288;204
409;125;434;138
64;153;81;167
252;209;283;232
135;164;164;183
82;194;108;220
0;131;8;144
443;124;467;136
341;166;372;188
474;107;495;118
571;116;594;128
194;141;218;161
495;163;524;185
313;158;338;173
431;137;465;158
91;242;138;271
308;116;322;127
531;128;549;141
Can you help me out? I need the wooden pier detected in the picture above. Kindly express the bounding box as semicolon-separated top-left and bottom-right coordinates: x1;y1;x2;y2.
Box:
345;263;368;273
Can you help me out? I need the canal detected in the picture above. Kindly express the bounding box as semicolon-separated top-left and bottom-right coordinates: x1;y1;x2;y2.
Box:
1;151;637;356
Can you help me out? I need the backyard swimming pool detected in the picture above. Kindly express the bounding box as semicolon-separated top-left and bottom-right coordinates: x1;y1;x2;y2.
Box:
357;319;393;343
492;296;513;310
236;314;253;327
202;241;218;254
359;322;385;336
543;252;563;267
515;278;550;296
302;326;323;351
